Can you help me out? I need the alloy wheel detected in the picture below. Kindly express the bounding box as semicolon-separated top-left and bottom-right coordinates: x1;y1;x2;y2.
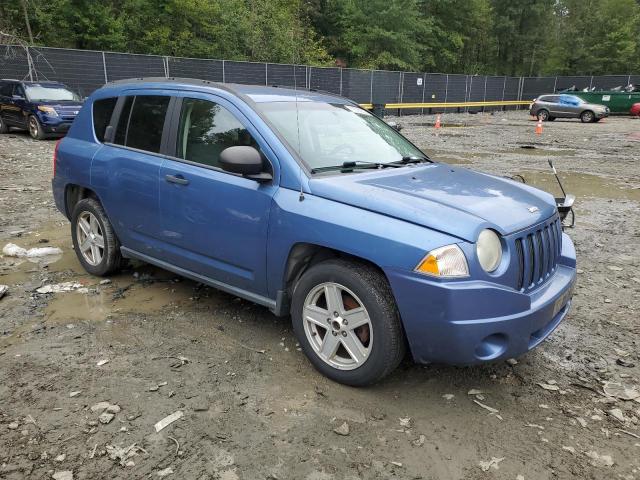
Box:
29;117;39;138
302;282;373;370
76;211;105;266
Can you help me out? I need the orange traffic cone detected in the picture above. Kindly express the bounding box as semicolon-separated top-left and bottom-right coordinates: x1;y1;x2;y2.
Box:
435;114;442;129
535;117;543;135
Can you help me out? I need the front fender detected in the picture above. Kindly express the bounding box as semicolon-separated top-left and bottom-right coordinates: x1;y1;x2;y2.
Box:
266;187;461;299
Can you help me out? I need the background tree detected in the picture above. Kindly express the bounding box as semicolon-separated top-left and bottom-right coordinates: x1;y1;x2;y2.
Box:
1;0;639;75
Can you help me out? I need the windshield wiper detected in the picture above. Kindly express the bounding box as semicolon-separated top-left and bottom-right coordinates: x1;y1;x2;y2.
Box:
311;161;403;174
392;155;432;165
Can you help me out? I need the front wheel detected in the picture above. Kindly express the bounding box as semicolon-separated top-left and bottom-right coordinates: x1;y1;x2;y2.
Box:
28;115;46;140
536;109;549;121
291;259;405;386
71;198;123;276
580;110;595;123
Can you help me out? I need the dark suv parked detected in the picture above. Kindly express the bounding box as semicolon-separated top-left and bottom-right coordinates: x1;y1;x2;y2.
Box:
0;79;83;139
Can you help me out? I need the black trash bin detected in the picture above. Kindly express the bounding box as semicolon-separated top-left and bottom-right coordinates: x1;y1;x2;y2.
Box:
372;103;385;118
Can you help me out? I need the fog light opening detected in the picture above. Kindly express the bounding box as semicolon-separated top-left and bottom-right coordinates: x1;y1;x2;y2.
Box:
474;333;508;360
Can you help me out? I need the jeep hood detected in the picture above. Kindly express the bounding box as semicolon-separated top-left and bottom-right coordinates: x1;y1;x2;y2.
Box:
308;163;557;242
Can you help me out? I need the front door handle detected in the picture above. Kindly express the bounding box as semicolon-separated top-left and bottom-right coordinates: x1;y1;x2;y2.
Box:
165;174;189;186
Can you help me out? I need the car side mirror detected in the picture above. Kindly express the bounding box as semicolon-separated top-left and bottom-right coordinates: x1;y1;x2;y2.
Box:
220;146;272;182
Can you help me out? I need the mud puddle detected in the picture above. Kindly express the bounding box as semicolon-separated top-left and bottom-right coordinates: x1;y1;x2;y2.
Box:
500;146;578;156
515;170;640;200
1;222;208;327
421;148;491;164
408;121;471;128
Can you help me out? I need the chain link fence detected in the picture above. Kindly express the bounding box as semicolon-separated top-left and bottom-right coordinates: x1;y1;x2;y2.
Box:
1;44;638;113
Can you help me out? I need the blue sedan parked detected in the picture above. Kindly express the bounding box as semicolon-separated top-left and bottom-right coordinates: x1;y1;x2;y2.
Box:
0;79;83;139
51;78;576;385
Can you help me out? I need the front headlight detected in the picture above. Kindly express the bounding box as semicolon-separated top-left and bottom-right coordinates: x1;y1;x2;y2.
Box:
477;229;502;272
415;244;469;278
37;106;58;116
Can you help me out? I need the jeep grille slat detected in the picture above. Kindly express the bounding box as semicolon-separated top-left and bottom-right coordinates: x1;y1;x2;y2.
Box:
514;215;561;292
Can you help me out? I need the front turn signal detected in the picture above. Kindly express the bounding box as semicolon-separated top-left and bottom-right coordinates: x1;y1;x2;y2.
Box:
415;244;469;278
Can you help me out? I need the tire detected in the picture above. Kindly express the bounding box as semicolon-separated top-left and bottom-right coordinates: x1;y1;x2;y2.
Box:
536;109;549;121
291;258;405;386
0;115;8;134
580;110;595;123
71;198;123;276
28;115;46;140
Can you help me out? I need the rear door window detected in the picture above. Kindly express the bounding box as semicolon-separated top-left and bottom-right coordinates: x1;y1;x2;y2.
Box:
0;82;13;97
113;95;170;154
92;97;117;142
175;98;259;168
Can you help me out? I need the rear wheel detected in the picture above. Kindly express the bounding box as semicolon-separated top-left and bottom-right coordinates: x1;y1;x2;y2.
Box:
580;110;595;123
71;198;123;276
28;115;46;140
291;258;405;386
536;109;549;121
0;115;8;134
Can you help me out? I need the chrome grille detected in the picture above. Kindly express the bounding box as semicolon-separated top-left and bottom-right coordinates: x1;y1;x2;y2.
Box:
515;216;562;291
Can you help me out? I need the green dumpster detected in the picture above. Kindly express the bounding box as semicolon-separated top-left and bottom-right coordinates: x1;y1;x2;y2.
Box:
572;91;640;114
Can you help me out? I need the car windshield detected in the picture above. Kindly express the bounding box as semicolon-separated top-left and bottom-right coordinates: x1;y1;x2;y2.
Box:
24;85;80;102
257;101;425;171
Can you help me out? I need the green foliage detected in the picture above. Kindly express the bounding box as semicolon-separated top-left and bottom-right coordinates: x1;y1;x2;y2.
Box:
2;0;639;75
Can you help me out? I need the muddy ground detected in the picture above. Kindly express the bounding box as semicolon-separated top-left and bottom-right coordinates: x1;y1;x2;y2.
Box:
1;111;639;480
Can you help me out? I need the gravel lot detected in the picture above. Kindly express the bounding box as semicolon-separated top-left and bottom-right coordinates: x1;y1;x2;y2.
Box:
1;111;639;480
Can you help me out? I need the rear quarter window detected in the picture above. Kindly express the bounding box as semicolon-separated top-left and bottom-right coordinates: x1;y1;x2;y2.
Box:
92;97;118;142
112;95;170;154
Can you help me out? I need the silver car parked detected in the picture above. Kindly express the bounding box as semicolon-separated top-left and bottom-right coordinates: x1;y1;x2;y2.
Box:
529;94;609;123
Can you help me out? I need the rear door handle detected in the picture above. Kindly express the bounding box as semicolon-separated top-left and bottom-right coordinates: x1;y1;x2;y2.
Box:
165;174;189;186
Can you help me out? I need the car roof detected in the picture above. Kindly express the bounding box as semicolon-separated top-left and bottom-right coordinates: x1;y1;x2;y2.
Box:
1;79;67;87
105;77;353;105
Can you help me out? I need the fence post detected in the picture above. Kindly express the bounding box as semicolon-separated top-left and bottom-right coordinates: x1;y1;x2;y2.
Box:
501;76;506;111
553;76;557;93
466;75;471;113
398;72;403;116
339;68;343;96
444;74;448;103
482;76;487;112
26;47;34;81
222;60;226;83
164;56;170;77
421;73;426;115
589;75;593;89
265;63;268;85
369;70;374;104
101;51;108;83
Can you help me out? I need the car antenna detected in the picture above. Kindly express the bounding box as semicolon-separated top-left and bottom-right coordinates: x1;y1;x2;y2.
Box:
293;22;304;202
548;159;567;197
295;73;304;202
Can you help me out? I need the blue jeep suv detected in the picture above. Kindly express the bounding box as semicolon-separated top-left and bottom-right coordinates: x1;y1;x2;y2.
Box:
51;78;576;385
0;79;83;139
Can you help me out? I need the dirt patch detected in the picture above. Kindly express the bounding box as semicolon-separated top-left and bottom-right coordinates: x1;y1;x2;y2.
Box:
1;114;640;479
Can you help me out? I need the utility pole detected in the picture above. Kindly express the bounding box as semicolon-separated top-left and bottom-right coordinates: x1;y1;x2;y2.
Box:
21;0;34;44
